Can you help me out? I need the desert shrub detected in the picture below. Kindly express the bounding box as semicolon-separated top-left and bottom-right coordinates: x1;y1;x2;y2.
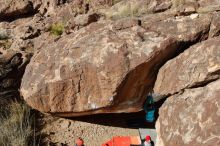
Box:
0;101;37;146
0;40;12;50
0;29;12;49
104;2;139;19
49;23;65;36
100;0;153;20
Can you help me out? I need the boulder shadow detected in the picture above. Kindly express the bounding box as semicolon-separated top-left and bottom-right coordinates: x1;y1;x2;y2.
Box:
68;98;166;129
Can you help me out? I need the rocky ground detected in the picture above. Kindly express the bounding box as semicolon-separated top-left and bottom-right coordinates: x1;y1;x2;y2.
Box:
39;100;162;146
38;100;163;146
40;113;141;146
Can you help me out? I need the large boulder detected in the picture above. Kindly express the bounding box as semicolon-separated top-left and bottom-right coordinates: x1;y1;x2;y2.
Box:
20;3;216;116
21;6;216;116
142;13;212;42
0;0;76;21
21;20;182;116
0;0;41;21
154;37;220;95
156;79;220;146
154;37;220;146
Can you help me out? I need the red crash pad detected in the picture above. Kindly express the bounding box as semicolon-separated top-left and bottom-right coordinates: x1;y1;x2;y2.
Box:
102;136;141;146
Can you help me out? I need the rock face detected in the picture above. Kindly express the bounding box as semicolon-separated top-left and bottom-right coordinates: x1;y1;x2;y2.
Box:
156;79;220;146
19;0;219;117
21;21;181;116
209;12;220;38
142;13;211;42
154;37;220;146
0;0;220;145
0;0;41;21
0;30;33;100
154;37;220;95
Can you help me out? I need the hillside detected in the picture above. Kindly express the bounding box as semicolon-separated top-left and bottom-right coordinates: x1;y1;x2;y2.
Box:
0;0;220;146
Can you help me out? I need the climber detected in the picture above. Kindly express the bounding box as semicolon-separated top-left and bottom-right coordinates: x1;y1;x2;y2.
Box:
144;92;156;123
75;137;84;146
144;135;154;146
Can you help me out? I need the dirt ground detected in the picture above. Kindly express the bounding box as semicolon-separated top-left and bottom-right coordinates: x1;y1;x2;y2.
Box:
39;111;154;146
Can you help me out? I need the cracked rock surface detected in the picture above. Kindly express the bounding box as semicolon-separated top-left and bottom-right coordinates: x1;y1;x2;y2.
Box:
154;37;220;146
154;37;220;95
156;79;220;146
21;21;180;115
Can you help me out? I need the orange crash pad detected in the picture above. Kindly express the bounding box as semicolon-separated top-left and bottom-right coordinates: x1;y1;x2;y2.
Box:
102;136;141;146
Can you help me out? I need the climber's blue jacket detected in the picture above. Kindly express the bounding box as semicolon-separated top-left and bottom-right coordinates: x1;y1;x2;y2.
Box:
144;95;156;122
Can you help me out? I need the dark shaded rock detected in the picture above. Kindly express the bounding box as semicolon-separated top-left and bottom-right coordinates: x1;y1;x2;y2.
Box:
0;36;33;99
0;0;40;21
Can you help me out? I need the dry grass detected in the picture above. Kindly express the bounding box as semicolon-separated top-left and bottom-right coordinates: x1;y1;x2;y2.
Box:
0;100;38;146
0;29;10;40
103;3;138;19
102;2;139;19
99;0;152;20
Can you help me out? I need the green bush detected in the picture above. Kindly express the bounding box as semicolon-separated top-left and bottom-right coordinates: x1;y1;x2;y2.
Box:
0;101;37;146
49;23;65;36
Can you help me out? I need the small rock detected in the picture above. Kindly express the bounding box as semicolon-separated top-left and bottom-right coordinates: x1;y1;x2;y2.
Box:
190;13;199;19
